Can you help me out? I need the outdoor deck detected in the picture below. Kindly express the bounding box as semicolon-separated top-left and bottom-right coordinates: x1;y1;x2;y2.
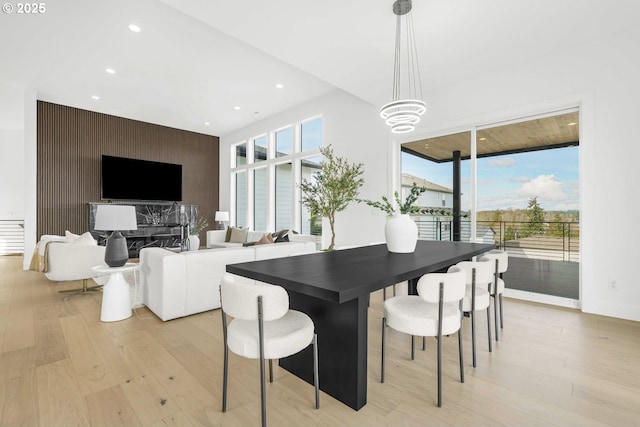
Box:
503;256;579;299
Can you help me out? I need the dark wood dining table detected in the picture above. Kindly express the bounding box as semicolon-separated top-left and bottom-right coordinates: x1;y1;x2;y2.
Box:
226;240;494;410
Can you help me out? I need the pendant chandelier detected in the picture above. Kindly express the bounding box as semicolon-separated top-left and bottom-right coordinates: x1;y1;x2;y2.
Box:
380;0;425;134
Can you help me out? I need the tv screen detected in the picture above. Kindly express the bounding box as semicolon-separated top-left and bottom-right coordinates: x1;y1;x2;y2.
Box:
101;155;182;202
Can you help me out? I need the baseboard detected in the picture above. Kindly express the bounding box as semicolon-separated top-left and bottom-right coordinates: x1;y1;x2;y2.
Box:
503;288;580;310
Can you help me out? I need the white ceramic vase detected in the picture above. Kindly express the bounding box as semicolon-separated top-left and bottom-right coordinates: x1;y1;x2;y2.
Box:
187;234;200;251
385;213;418;253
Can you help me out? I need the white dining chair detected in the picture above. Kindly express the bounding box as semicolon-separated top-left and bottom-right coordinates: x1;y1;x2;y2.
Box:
451;259;493;367
220;273;319;427
381;266;466;407
479;249;509;341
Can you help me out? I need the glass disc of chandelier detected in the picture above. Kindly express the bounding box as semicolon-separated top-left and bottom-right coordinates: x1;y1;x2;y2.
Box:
380;99;427;133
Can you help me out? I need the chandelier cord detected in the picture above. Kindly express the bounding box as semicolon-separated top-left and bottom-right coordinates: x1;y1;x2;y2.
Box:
393;13;402;101
407;11;423;101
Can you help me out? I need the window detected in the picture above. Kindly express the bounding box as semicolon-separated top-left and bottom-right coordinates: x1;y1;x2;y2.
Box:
231;116;323;238
275;127;293;158
275;162;293;230
235;171;247;228
235;143;247;167
301;118;323;152
254;167;268;231
253;135;267;163
301;156;322;235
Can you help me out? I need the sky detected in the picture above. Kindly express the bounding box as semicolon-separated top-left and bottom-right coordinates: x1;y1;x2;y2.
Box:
401;146;579;212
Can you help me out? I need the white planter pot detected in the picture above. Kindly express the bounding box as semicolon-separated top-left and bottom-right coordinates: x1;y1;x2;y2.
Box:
385;214;418;253
187;235;200;251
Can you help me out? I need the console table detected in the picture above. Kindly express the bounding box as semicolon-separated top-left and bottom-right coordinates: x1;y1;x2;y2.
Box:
88;203;197;257
227;240;494;410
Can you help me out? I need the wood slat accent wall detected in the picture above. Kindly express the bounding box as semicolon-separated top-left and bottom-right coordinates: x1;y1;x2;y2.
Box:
37;101;219;239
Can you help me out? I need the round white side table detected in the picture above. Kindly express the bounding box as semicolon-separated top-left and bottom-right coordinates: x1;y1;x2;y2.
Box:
92;263;139;322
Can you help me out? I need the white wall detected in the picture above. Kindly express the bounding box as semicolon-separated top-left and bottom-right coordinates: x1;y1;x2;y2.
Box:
0;130;24;218
0;84;25;220
220;89;390;249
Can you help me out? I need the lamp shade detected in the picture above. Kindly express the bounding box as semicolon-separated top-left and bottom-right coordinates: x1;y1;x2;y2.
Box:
94;205;138;231
215;211;230;222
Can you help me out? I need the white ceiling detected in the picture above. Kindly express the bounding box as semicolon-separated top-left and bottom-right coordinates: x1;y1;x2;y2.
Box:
1;0;638;137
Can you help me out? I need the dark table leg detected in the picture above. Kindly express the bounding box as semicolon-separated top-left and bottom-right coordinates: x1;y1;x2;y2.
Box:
279;290;368;411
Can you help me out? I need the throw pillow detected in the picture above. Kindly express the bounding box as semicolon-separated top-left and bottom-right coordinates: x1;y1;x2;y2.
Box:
224;226;233;242
229;227;248;243
272;229;298;243
64;230;80;243
271;229;289;243
74;232;97;245
256;233;274;245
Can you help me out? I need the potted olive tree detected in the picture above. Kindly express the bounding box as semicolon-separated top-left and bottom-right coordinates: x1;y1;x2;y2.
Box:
299;145;364;250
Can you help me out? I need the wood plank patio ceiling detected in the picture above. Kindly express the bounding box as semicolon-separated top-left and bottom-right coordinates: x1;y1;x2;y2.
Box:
402;112;579;163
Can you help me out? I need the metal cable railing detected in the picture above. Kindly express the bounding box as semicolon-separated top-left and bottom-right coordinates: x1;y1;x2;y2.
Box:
413;218;579;262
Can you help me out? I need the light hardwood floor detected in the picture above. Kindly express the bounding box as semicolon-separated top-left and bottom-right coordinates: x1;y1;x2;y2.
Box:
1;255;639;427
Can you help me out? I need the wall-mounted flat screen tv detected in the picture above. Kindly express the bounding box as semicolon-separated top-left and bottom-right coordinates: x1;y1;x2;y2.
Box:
101;155;183;202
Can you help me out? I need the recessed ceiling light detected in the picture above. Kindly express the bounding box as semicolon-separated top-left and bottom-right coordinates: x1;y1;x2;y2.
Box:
275;83;284;89
567;122;577;126
234;106;241;110
91;95;100;100
204;122;210;126
479;137;487;141
128;24;141;32
105;68;116;74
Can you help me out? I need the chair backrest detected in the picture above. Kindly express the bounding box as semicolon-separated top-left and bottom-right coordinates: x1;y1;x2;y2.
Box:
220;273;289;321
479;249;508;273
416;266;466;304
452;260;493;287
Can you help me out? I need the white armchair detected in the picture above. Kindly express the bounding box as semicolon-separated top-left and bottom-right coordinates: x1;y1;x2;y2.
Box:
38;232;107;299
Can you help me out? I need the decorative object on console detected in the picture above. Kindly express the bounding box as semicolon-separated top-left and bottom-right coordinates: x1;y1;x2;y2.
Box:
186;216;208;251
379;0;426;134
94;204;137;267
215;211;229;229
299;145;364;251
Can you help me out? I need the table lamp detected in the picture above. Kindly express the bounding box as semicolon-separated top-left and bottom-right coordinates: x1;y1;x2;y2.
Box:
94;204;138;267
215;211;229;229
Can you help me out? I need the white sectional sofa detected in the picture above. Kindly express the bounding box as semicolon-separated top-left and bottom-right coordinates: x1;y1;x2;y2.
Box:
205;229;317;249
139;237;317;321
